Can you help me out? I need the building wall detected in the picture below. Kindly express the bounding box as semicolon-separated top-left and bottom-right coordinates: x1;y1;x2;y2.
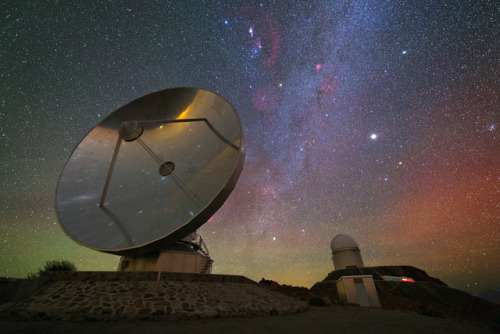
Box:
360;276;381;308
156;250;207;273
336;279;348;303
332;249;364;270
118;250;210;274
335;275;380;308
340;278;359;304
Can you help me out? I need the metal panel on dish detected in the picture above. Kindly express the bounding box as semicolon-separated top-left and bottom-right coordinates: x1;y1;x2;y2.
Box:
56;88;245;255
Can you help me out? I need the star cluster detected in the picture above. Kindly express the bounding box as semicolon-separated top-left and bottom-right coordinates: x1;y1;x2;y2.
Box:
0;1;498;293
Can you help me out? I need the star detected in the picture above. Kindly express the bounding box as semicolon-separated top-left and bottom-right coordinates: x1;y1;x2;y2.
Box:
0;0;496;295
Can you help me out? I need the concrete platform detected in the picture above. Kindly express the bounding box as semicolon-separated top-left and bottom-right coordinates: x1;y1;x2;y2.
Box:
2;272;307;321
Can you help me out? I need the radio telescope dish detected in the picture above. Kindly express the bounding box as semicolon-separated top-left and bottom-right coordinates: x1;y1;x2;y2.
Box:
56;88;245;256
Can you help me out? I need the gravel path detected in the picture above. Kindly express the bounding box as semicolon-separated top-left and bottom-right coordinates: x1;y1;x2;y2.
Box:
2;304;495;334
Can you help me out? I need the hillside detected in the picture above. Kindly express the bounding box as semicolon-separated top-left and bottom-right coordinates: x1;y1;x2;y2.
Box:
307;265;500;329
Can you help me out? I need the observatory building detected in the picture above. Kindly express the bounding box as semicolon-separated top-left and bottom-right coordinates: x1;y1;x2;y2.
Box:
331;234;364;270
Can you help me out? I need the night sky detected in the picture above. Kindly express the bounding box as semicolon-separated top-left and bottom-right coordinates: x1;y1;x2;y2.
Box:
1;1;498;294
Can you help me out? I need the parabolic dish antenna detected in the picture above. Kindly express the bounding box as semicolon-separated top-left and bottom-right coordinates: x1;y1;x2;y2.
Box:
56;88;245;256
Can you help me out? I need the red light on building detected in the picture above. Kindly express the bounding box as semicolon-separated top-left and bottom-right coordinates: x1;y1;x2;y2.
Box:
401;277;415;283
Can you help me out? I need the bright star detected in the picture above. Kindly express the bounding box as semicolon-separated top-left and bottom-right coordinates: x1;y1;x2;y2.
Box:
370;133;378;140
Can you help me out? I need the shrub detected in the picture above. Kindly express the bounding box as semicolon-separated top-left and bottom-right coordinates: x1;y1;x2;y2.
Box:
309;295;327;306
28;260;77;279
419;304;443;318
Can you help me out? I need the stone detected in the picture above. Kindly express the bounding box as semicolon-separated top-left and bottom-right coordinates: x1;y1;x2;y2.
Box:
138;308;151;315
7;272;308;322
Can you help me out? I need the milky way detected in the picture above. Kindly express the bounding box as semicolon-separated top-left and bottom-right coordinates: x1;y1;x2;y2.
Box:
0;1;498;293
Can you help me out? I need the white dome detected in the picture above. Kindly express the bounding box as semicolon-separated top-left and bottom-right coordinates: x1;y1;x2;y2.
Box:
331;234;359;251
330;234;364;270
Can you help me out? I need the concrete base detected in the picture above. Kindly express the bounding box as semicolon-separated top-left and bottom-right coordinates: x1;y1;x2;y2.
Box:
118;249;212;274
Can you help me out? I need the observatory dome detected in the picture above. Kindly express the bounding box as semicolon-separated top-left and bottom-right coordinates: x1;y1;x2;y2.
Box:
331;234;360;251
331;234;364;270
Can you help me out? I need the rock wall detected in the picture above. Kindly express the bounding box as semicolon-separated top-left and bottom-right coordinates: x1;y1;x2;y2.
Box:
6;272;307;321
